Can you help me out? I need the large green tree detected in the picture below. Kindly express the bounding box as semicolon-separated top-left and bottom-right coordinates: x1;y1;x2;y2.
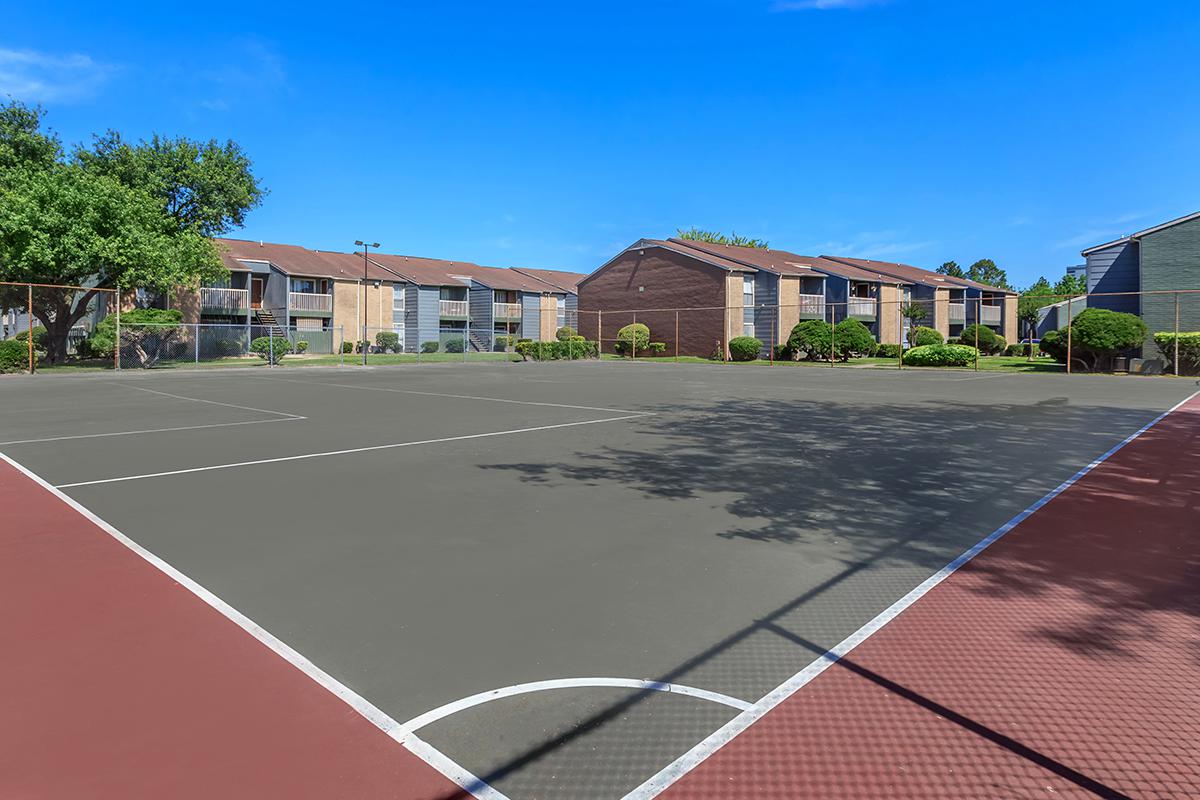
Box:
676;227;768;249
936;260;965;278
1016;276;1054;342
965;258;1011;290
0;100;263;362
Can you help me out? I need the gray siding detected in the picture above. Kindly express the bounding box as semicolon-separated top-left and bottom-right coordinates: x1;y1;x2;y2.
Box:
753;272;777;352
410;285;440;351
521;293;541;340
1085;241;1140;315
1138;217;1200;355
468;283;493;350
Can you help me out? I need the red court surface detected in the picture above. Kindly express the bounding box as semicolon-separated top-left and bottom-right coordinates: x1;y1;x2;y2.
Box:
0;459;463;800
661;395;1200;799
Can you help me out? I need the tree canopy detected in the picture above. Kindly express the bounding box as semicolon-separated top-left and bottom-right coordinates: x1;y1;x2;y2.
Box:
0;99;263;361
676;227;768;249
936;261;965;278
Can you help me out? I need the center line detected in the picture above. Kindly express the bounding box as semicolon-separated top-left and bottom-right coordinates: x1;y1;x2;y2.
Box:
56;414;647;488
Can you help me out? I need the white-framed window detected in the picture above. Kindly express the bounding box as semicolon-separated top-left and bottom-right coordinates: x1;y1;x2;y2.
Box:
393;323;405;349
742;275;755;337
295;317;323;330
292;278;317;293
556;296;566;328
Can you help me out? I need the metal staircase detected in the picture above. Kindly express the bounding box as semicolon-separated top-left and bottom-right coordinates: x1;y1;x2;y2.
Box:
253;308;285;337
468;330;491;352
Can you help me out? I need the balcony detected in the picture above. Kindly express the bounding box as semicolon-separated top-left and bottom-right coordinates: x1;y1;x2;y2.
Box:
980;305;1001;325
493;302;523;319
200;287;249;313
440;299;469;318
289;291;332;313
948;302;966;323
798;294;825;319
847;297;876;319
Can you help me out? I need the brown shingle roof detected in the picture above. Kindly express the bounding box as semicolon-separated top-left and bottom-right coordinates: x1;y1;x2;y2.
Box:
445;262;562;293
669;238;909;284
510;267;588;293
215;239;397;282
365;253;474;287
822;256;1014;294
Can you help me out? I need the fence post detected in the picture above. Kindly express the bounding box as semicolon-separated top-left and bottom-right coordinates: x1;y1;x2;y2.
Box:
1065;296;1073;374
769;306;774;366
598;310;603;360
632;312;637;360
974;298;980;372
339;326;345;367
194;324;200;363
1174;292;1180;376
269;331;274;368
115;284;121;371
829;303;836;367
26;283;33;374
897;300;903;369
675;311;680;363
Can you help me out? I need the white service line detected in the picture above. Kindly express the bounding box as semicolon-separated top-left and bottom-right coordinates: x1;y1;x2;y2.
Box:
623;389;1199;799
400;678;752;738
121;383;304;419
252;375;648;415
0;416;301;446
0;453;508;800
56;413;647;488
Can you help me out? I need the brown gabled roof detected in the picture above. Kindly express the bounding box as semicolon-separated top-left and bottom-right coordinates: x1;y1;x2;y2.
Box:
641;239;758;272
366;253;475;287
821;256;1014;294
214;238;397;282
668;238;911;284
510;267;588;293
445;262;563;293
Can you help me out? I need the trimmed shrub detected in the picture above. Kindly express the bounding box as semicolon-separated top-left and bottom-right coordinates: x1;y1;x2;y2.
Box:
555;326;577;341
876;343;901;359
215;338;244;358
1154;332;1200;375
494;334;514;351
14;326;48;349
834;318;877;358
343;340;356;354
909;326;943;347
613;323;650;356
444;338;465;353
1004;343;1035;357
787;320;832;360
728;336;762;362
773;343;792;361
958;324;1004;355
294;340;309;354
0;338;27;373
903;343;978;367
250;336;291;364
1069;308;1147;370
419;340;438;354
646;341;667;355
375;331;400;353
946;336;961;345
1039;329;1066;362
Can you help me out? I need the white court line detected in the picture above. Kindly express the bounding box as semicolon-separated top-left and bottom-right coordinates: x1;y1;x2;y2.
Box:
57;414;646;488
252;374;648;415
121;383;304;419
0;416;302;446
0;453;508;800
624;389;1200;799
399;678;752;738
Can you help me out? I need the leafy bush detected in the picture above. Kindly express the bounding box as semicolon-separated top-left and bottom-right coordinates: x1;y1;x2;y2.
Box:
214;338;244;358
82;309;182;361
646;341;667;355
250;336;291;364
375;331;400;353
515;338;599;361
420;340;439;354
773;343;792;361
1004;343;1035;357
14;326;48;349
555;326;577;341
494;334;514;351
876;343;901;359
294;340;309;354
0;338;27;373
946;336;961;345
1154;332;1200;375
909;326;943;347
613;323;650;356
444;338;465;353
787;320;832;360
1040;309;1148;371
1039;329;1066;362
834;318;877;358
903;343;978;367
728;336;762;362
343;340;356;354
958;324;1004;355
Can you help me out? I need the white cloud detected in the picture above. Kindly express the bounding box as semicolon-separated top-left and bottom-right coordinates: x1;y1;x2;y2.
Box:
771;0;888;10
807;230;933;259
0;47;117;102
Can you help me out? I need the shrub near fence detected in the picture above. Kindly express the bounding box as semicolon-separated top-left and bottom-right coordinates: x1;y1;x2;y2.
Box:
0;338;26;373
1154;332;1200;375
903;343;978;367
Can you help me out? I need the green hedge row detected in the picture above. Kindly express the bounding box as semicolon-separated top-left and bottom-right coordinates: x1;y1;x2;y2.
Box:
1154;332;1200;375
515;337;599;361
902;343;979;367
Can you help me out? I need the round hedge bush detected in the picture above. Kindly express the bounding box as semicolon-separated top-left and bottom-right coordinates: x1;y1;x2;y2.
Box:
728;336;763;362
250;336;291;364
909;325;943;347
958;324;1005;355
834;318;877;357
0;338;27;373
902;343;978;367
555;326;577;341
614;322;650;355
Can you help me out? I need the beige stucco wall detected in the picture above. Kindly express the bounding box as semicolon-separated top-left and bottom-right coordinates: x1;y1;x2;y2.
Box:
933;288;950;338
878;285;901;345
1003;295;1018;343
778;276;801;344
333;280;393;340
540;295;557;341
724;272;746;358
173;288;201;324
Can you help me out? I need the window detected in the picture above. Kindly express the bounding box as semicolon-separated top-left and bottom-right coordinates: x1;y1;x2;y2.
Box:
393;289;406;311
292;278;317;293
556;296;566;328
742;276;755;337
295;318;323;330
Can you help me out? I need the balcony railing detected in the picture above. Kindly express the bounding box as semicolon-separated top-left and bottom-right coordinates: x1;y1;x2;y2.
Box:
980;304;1001;325
288;291;332;313
798;293;825;318
847;297;876;318
440;299;469;317
200;287;249;312
948;303;966;323
493;302;523;319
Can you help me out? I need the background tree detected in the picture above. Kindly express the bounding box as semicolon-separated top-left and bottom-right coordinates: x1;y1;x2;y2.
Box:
898;301;928;345
0;100;262;362
1052;272;1087;297
965;258;1012;290
935;260;965;278
1017;276;1054;346
676;227;768;249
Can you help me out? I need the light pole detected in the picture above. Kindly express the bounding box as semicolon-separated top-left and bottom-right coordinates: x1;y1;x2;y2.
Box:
355;240;380;366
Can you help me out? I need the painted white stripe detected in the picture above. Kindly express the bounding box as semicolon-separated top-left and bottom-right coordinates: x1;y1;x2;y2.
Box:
56;414;647;488
0;416;302;446
0;453;508;800
253;375;648;415
400;678;752;737
624;390;1200;799
121;384;304;419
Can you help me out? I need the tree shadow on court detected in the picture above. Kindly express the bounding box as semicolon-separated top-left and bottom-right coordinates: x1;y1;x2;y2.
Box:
452;395;1200;798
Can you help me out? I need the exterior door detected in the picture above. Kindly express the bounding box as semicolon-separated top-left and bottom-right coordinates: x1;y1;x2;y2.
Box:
251;278;264;309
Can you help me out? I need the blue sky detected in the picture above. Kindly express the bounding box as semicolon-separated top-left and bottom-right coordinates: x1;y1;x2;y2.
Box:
4;0;1198;287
